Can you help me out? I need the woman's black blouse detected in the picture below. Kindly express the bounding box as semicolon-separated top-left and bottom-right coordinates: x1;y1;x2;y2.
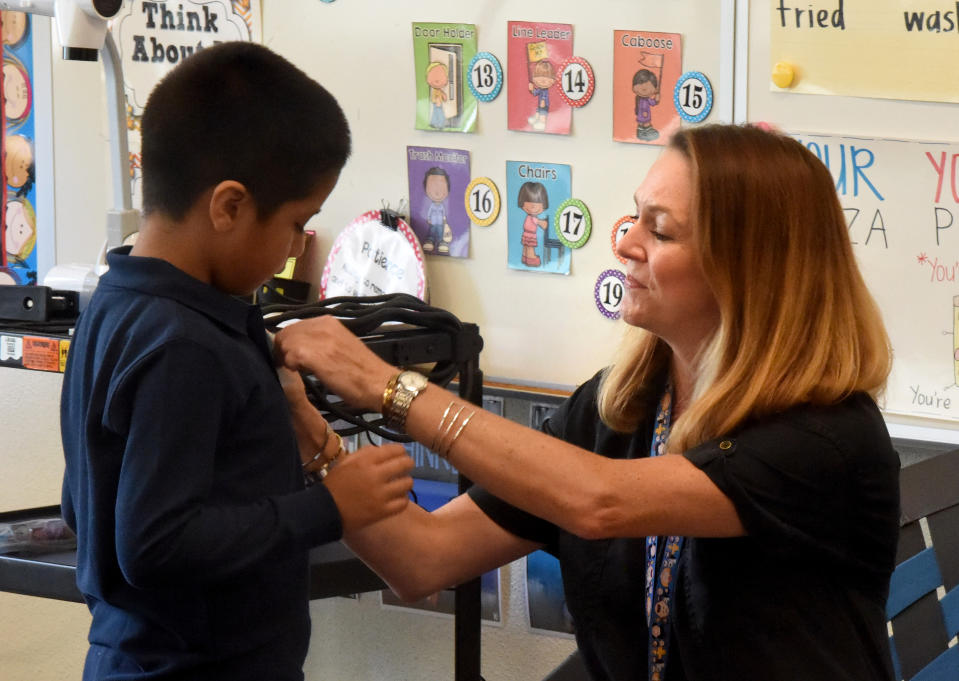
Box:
468;371;899;681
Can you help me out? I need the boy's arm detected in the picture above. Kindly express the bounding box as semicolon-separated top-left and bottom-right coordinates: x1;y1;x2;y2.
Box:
109;341;410;588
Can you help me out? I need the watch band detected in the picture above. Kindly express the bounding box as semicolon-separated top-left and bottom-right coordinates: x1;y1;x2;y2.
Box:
382;370;427;431
382;373;400;418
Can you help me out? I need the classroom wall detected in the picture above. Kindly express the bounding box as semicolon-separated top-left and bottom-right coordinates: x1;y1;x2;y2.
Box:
45;0;729;390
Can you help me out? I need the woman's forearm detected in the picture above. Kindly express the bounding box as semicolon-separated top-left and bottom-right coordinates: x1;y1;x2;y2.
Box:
344;494;538;601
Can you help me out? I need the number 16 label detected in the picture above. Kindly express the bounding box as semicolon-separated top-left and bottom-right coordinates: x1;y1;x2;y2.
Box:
464;177;501;226
554;198;592;249
594;270;626;320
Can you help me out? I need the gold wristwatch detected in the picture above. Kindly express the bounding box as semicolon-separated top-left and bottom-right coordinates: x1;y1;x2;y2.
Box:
382;370;429;431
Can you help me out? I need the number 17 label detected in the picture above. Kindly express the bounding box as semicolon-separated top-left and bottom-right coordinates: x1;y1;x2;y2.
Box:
554;198;592;249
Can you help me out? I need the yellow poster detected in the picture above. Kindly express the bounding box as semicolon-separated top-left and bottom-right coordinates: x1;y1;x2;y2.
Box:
770;0;959;103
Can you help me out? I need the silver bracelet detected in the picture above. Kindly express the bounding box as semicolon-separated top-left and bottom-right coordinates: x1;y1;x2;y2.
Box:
431;401;457;451
440;411;476;459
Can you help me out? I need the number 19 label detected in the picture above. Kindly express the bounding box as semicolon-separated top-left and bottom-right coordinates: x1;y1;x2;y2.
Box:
594;270;626;320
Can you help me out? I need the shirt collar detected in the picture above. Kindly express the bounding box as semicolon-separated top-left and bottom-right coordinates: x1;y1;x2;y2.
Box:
101;245;257;337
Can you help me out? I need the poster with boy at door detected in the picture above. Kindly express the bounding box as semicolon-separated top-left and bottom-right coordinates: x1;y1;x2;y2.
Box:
407;146;471;258
507;21;573;135
506;161;570;274
612;30;682;145
412;23;478;133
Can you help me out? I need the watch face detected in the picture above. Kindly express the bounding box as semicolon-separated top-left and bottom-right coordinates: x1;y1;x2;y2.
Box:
398;371;428;391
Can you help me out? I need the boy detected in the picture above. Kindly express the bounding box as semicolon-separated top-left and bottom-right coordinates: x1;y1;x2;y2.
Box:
60;43;414;680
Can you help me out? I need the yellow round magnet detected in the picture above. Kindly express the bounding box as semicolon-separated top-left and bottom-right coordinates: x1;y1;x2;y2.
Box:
771;62;795;89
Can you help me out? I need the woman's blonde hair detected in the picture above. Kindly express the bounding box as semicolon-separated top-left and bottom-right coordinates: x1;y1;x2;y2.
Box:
598;124;892;451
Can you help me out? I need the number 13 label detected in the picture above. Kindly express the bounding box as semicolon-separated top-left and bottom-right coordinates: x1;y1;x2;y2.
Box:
554;198;592;249
467;52;503;102
464;177;501;226
594;270;626;320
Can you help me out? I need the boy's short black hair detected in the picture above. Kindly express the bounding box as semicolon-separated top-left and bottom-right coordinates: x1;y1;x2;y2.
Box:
141;42;351;221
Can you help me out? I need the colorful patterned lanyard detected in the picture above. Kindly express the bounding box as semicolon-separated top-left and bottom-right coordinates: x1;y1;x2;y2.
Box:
645;385;685;681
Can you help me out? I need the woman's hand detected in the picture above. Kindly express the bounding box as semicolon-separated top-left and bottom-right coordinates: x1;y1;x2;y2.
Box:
273;317;396;413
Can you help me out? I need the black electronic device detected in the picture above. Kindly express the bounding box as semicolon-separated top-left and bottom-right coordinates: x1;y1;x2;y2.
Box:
0;286;79;323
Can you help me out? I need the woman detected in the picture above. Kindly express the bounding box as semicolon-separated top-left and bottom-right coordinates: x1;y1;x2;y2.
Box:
275;124;899;681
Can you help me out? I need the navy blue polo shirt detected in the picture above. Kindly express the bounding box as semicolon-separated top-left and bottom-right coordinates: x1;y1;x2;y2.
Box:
61;247;342;680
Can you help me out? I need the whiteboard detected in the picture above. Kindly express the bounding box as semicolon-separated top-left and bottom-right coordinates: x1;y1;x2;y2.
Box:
747;0;959;435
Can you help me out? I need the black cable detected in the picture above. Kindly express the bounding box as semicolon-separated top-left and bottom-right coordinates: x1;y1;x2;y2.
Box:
264;293;467;443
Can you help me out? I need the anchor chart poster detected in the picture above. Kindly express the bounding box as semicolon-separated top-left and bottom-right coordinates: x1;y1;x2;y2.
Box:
792;131;959;421
111;1;262;205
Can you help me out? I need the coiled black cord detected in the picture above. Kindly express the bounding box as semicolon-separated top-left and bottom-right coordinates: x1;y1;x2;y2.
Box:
263;293;467;443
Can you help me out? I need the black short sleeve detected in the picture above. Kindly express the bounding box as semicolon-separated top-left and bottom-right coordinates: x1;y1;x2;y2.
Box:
683;393;900;585
466;372;611;552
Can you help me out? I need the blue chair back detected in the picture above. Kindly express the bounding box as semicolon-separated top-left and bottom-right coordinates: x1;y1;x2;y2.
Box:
886;448;959;681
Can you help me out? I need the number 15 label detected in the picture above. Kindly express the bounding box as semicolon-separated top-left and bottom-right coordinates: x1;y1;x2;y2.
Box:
673;71;713;124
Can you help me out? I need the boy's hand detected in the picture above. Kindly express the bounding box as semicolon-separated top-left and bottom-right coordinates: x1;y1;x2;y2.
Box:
323;444;414;534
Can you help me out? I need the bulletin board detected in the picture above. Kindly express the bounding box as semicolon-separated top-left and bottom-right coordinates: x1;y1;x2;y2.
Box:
749;0;959;428
261;0;731;388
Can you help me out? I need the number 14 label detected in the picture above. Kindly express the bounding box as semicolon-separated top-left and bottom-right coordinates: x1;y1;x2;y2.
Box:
557;57;595;108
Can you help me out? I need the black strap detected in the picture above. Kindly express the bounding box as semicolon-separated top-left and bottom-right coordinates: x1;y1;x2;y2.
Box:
263;293;464;442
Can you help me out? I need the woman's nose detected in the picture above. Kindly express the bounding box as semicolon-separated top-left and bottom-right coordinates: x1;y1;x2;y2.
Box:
615;220;646;262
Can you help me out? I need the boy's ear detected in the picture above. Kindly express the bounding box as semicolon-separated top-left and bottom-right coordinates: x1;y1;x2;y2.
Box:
208;180;254;233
